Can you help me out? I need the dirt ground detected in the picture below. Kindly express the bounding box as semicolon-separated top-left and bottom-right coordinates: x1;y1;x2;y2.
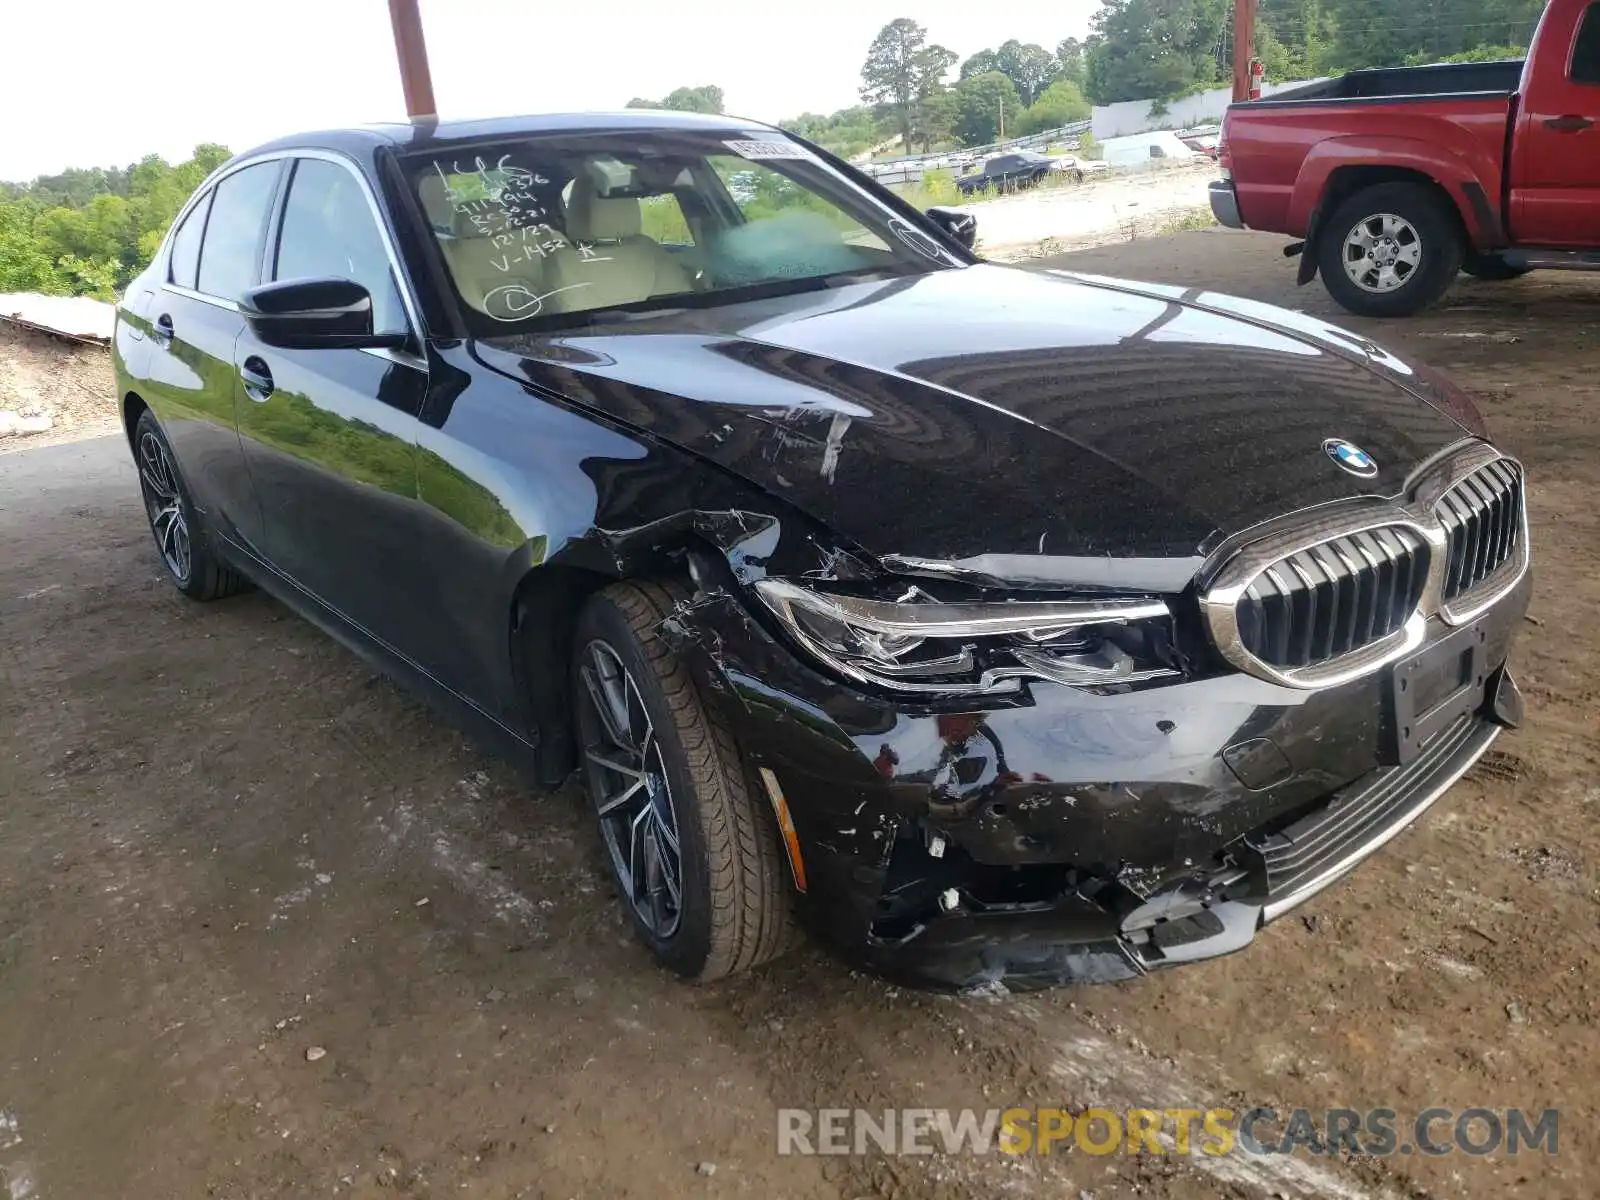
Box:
0;321;120;452
0;232;1596;1200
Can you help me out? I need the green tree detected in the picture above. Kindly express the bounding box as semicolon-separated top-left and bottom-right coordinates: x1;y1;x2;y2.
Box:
1015;78;1092;135
860;18;940;149
625;85;724;113
954;71;1022;146
959;48;1000;79
0;143;233;299
994;40;1060;104
1083;0;1230;104
1056;37;1086;82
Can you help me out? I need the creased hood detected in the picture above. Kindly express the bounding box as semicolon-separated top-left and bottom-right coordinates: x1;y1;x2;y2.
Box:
473;264;1473;569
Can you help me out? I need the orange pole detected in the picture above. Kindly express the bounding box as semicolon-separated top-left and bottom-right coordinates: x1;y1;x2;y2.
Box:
388;0;437;121
1232;0;1257;102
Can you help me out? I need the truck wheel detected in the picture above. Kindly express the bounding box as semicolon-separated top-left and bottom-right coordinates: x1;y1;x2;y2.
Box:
1317;183;1463;317
1461;254;1531;281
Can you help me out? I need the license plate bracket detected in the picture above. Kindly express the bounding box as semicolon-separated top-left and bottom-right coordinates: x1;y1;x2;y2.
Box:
1390;622;1488;764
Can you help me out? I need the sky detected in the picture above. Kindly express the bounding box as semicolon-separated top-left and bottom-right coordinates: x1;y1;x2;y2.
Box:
1;0;1102;180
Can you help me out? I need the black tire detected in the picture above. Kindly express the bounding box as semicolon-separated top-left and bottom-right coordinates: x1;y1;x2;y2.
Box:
572;579;797;981
132;409;249;601
1461;253;1531;281
1316;182;1464;317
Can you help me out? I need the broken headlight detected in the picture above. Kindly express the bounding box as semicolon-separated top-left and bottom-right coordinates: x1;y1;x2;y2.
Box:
753;578;1180;694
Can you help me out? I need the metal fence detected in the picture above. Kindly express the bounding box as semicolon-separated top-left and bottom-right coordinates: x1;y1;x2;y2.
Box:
855;121;1093;186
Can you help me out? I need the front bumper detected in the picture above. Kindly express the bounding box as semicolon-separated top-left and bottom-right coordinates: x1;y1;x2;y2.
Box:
665;570;1529;990
1210;179;1244;229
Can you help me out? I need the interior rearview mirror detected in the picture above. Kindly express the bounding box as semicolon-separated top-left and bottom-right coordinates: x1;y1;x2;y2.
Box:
925;206;977;251
240;277;407;350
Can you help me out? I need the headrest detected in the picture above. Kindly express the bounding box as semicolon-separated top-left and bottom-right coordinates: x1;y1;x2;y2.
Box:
565;183;641;242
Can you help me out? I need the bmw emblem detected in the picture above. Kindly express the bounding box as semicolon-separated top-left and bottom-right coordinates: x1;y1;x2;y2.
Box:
1323;438;1378;479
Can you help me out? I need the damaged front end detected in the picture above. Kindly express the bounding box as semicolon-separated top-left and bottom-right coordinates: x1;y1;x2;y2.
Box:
654;519;1527;991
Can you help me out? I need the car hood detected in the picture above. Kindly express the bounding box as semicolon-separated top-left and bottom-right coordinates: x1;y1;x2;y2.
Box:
472;264;1473;575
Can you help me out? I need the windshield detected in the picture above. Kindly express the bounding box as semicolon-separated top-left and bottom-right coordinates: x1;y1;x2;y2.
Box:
405;129;961;331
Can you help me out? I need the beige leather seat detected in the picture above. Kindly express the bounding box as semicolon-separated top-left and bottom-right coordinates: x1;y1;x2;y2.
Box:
542;181;692;313
416;173;566;315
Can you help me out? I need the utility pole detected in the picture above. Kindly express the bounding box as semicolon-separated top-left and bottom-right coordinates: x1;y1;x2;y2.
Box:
1232;0;1258;102
998;96;1005;140
388;0;438;122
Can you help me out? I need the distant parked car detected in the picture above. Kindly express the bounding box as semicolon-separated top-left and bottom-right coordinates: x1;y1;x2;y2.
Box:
957;151;1078;194
1181;134;1221;159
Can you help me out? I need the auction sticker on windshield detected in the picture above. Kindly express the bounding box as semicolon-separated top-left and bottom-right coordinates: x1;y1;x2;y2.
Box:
724;139;818;162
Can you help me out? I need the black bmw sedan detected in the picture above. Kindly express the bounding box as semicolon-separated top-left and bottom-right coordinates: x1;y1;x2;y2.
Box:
112;110;1530;989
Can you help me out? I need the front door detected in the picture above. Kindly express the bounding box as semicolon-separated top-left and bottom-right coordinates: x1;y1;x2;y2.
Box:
1510;0;1600;246
231;155;430;657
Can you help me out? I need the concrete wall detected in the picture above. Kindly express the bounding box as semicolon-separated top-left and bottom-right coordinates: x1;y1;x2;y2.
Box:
1090;79;1323;140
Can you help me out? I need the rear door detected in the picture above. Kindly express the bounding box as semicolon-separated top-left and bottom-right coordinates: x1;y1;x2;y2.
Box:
1510;0;1600;245
144;160;283;543
231;154;432;658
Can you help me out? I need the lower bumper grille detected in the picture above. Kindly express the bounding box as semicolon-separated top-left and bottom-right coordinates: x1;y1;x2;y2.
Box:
1243;714;1497;917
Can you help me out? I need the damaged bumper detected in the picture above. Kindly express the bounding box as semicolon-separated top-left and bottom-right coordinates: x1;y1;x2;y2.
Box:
664;570;1529;990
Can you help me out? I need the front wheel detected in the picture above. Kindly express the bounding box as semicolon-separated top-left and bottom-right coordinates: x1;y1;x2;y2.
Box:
572;579;796;981
1316;182;1464;317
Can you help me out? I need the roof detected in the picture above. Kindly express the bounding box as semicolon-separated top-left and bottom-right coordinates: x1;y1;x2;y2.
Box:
240;110;778;162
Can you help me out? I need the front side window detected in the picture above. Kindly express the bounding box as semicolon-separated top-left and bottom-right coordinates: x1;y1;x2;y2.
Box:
197;161;279;302
275;158;408;336
1574;3;1600;84
167;191;211;290
407;130;958;330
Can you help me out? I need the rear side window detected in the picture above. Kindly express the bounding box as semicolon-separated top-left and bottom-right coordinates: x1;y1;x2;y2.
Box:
197;162;279;302
1574;3;1600;84
167;191;211;289
274;158;409;336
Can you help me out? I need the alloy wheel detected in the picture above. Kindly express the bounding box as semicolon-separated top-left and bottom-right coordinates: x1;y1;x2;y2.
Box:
1342;212;1422;293
576;639;684;939
137;430;192;583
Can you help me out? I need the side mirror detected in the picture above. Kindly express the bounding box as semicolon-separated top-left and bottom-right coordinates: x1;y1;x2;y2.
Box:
925;206;977;251
240;277;407;350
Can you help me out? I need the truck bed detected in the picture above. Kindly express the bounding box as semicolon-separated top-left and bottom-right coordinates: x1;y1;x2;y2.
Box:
1260;59;1525;104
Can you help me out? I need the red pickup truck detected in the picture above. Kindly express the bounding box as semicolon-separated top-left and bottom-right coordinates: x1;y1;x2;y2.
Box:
1210;0;1600;315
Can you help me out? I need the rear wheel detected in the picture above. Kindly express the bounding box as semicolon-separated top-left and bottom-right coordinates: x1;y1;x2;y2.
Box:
572;579;796;981
1317;182;1463;317
1461;253;1531;281
133;409;248;601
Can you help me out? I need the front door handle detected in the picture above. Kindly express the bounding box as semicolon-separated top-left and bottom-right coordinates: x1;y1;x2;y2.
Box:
240;356;275;402
153;313;174;346
1544;114;1595;133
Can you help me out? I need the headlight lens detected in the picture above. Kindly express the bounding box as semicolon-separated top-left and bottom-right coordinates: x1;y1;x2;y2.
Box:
753;578;1180;694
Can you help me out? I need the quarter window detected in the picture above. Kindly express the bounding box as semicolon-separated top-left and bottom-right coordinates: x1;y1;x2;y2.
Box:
274;158;408;336
1574;3;1600;84
196;162;279;302
167;191;211;290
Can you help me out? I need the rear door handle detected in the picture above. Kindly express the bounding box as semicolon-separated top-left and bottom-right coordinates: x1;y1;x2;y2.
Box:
1544;114;1595;133
153;313;174;346
240;356;275;402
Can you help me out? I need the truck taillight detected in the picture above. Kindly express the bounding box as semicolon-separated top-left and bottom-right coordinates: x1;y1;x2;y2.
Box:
1218;124;1232;176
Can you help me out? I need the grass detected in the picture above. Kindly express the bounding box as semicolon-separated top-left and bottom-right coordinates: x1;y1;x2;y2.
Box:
1154;206;1219;235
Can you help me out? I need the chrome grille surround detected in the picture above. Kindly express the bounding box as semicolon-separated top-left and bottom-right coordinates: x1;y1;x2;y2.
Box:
1200;441;1527;689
